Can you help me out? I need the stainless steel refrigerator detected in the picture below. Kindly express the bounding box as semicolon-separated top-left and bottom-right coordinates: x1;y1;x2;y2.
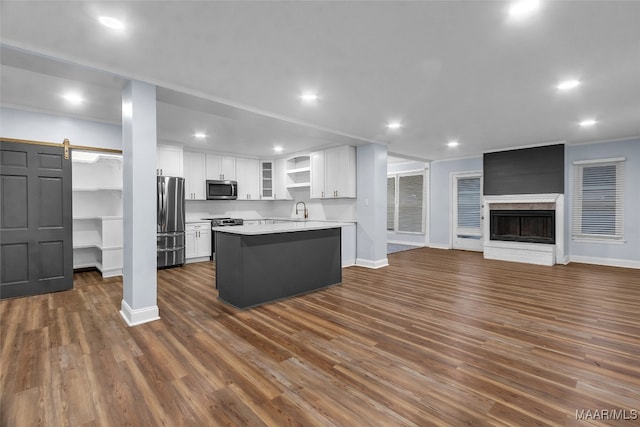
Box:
157;176;185;268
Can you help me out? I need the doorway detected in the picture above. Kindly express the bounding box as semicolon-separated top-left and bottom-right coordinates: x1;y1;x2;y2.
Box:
451;172;483;251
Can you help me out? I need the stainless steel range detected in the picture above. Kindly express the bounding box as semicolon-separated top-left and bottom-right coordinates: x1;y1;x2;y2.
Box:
202;217;244;260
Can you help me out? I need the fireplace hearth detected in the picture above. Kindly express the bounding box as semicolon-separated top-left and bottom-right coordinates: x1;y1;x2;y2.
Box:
490;210;555;244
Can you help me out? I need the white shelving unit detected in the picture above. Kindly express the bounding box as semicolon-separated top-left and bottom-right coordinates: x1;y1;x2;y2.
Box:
260;160;274;199
72;151;123;277
286;155;311;190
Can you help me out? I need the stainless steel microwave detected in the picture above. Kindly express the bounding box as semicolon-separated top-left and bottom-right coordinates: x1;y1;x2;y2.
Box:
206;180;237;200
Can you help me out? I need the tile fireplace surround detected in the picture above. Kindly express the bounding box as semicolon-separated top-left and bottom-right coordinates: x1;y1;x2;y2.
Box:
483;194;566;266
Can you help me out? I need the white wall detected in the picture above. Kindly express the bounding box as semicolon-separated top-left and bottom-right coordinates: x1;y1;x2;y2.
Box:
356;143;388;268
120;81;159;326
429;156;483;248
1;107;121;149
565;139;640;268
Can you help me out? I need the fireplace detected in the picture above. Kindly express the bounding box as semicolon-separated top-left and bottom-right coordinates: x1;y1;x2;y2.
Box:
490;210;555;244
484;194;564;266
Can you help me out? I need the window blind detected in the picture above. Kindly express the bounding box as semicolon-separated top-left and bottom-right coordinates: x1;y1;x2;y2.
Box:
398;174;424;233
572;159;624;239
456;177;482;236
387;177;396;231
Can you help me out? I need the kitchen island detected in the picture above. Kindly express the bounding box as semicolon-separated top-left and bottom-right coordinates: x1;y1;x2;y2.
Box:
215;221;347;308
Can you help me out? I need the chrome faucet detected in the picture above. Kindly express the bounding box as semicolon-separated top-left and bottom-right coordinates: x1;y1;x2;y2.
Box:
295;201;308;219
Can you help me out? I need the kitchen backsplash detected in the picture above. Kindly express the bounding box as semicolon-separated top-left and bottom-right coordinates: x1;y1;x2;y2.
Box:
185;198;356;222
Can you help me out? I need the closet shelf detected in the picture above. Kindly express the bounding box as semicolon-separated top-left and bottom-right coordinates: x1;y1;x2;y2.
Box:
72;152;123;277
287;167;310;174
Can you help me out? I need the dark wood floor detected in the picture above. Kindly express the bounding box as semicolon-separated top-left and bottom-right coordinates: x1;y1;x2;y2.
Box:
1;248;639;426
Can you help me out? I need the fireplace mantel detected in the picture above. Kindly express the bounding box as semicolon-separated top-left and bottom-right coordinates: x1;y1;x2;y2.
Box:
484;193;560;204
483;193;566;266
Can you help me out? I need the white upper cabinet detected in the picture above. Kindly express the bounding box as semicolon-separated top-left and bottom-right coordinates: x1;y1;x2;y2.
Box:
157;144;183;177
310;146;356;199
325;145;356;198
184;151;206;200
274;157;292;200
310;150;326;199
206;154;236;181
236;157;260;200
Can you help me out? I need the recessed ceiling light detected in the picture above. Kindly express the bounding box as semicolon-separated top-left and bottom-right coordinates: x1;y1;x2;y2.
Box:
579;119;597;127
300;92;318;102
273;145;283;153
62;92;84;106
508;0;540;17
193;132;207;139
447;140;459;147
386;121;402;130
98;16;125;30
557;79;581;91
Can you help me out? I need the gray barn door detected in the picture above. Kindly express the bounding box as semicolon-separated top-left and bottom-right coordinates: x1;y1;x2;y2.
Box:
0;140;73;299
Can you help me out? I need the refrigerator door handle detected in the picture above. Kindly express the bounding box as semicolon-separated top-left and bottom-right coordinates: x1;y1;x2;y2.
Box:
161;179;166;231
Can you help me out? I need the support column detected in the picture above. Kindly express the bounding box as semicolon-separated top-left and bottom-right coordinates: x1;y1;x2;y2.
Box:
356;143;389;268
120;80;160;326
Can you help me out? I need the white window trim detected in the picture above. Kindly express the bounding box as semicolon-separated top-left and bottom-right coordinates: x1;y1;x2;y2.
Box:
571;157;625;242
387;170;427;235
452;172;483;236
451;171;483;251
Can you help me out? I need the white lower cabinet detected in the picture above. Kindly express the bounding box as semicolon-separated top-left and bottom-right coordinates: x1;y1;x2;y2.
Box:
341;224;357;267
185;222;211;262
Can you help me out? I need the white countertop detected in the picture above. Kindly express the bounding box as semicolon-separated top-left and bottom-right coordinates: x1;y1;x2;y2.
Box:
264;217;356;224
214;221;353;235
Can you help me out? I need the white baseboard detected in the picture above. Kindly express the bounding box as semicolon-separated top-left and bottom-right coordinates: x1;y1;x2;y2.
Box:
356;258;389;269
387;240;425;246
185;256;210;264
120;299;160;327
101;267;123;278
570;255;640;269
342;259;357;268
429;243;450;250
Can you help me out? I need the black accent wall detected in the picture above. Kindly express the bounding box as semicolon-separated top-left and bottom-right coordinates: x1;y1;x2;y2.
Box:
483;144;564;195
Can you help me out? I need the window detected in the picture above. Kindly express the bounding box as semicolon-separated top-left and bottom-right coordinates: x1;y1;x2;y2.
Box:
572;158;625;240
456;176;482;237
387;171;425;233
387;176;396;230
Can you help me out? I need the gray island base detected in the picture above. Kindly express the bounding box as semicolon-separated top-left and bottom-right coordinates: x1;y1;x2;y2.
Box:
215;227;342;308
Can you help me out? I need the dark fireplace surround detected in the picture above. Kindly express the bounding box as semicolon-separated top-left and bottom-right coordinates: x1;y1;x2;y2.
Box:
490;210;555;244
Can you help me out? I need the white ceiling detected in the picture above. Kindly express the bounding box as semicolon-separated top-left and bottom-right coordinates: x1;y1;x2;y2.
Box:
1;1;639;160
